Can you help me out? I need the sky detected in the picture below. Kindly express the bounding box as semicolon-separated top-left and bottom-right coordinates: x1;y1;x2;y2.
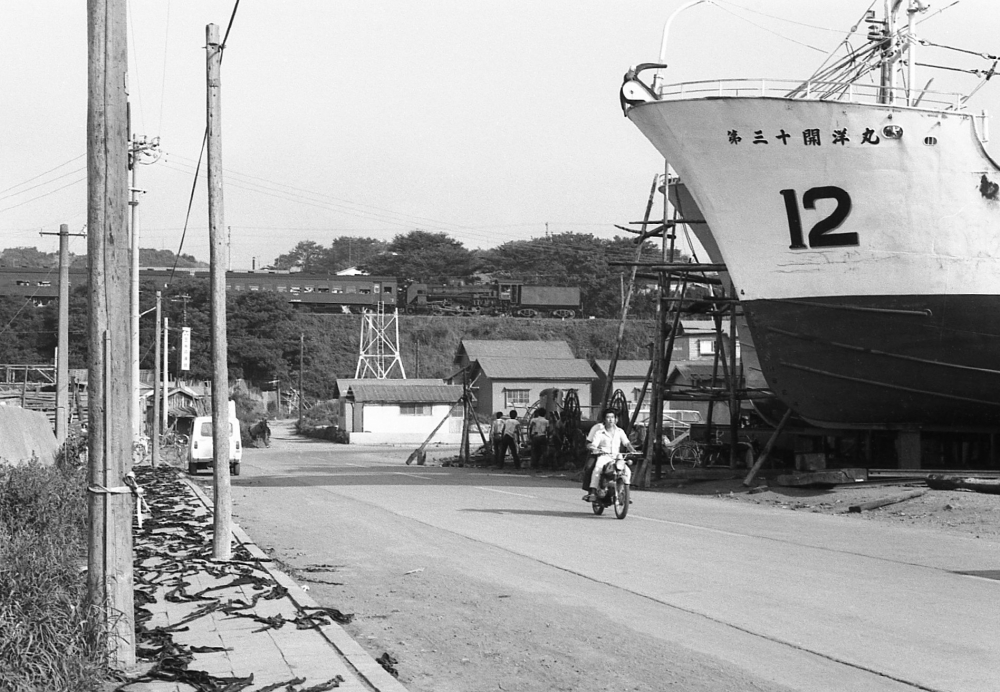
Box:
2;1;998;270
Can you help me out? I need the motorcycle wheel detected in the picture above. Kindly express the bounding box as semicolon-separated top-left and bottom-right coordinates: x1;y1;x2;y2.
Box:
613;480;629;519
591;500;605;515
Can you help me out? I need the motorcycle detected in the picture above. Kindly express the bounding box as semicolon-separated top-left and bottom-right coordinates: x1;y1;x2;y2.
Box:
588;453;639;519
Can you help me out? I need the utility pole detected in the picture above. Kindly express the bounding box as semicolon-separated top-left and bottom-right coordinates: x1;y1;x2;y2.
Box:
152;291;161;467
298;332;304;425
206;23;232;561
162;316;169;434
39;223;85;441
86;0;135;666
130;134;160;447
56;224;70;442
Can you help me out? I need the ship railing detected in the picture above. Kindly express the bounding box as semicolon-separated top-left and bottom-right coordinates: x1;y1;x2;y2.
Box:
654;78;964;111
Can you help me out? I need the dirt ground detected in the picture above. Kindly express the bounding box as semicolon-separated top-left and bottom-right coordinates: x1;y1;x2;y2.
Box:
445;448;1000;541
651;473;1000;541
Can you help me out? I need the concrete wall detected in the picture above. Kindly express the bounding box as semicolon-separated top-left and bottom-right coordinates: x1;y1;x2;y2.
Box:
0;405;59;465
349;402;463;444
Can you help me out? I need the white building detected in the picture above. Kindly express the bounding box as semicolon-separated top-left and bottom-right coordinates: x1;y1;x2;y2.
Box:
340;380;465;445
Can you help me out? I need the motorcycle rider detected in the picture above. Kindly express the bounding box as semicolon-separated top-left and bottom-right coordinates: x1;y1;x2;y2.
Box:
583;408;636;502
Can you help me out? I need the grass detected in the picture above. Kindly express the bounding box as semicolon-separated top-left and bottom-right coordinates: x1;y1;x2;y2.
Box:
0;457;108;692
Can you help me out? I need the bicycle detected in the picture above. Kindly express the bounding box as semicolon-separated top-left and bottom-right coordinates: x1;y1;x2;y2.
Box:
158;430;190;460
132;435;151;465
668;432;754;471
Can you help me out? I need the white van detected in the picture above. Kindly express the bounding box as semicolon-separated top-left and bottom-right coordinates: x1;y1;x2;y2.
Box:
188;405;242;476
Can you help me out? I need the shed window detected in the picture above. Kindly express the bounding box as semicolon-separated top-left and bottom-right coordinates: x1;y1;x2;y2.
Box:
400;404;431;416
697;339;715;356
504;389;530;407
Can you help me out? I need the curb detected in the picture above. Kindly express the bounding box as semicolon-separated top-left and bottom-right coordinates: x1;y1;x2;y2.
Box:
179;472;409;692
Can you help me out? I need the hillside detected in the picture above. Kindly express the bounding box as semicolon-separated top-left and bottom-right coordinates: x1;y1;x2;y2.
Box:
297;314;657;394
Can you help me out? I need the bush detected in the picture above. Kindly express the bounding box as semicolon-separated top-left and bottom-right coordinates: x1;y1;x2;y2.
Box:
299;399;340;429
0;461;108;691
296;400;347;443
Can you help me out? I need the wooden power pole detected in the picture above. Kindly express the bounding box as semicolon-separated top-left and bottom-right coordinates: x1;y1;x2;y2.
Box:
206;23;233;561
39;223;84;441
151;291;161;467
86;0;135;666
56;224;70;441
298;333;304;425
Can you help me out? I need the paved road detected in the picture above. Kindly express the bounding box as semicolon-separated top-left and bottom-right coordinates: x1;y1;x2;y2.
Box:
221;431;999;692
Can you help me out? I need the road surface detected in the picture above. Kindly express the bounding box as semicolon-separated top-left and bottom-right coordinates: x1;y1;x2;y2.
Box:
206;425;999;692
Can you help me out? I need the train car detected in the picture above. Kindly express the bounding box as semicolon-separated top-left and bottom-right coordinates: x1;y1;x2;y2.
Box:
514;285;579;319
225;271;398;313
405;280;581;318
0;267;64;305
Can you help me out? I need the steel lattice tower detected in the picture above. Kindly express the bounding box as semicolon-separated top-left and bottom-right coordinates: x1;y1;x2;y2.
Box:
354;302;406;379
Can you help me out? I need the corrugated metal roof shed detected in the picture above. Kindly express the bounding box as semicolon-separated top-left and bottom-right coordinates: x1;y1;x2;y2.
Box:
592;360;651;379
679;320;716;333
474;357;597;381
334;378;446;399
347;382;463;404
668;362;720;382
456;339;574;364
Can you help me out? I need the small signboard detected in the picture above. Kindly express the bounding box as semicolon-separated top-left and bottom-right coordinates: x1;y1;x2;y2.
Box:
180;327;191;371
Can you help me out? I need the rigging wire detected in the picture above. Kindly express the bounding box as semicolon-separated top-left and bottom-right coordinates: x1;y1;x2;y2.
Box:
713;0;866;35
803;1;879;84
916;38;1000;62
707;2;828;53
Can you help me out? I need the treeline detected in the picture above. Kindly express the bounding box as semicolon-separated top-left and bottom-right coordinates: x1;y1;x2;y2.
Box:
0;283;656;404
0;246;206;270
272;229;692;319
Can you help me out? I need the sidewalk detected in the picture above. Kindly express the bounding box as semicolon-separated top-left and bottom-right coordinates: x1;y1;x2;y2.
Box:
119;467;408;692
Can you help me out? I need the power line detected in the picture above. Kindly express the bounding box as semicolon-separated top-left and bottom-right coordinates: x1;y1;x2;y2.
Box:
0;155;85;197
0;166;86;203
0;176;87;215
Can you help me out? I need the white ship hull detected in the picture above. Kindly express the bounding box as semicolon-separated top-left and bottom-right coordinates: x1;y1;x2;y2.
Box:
628;96;1000;430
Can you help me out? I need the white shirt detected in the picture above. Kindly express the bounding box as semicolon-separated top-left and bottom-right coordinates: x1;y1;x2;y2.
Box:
587;424;631;456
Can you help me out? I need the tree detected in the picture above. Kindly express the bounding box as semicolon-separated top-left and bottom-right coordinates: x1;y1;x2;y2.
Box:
0;247;59;269
38;285;90;368
272;241;327;272
325;236;386;272
139;248;207;268
226;291;298;383
361;230;478;282
480;232;677;318
0;296;47;363
272;237;387;274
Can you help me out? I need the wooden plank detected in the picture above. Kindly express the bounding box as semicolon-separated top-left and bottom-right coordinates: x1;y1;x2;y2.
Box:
848;490;927;513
